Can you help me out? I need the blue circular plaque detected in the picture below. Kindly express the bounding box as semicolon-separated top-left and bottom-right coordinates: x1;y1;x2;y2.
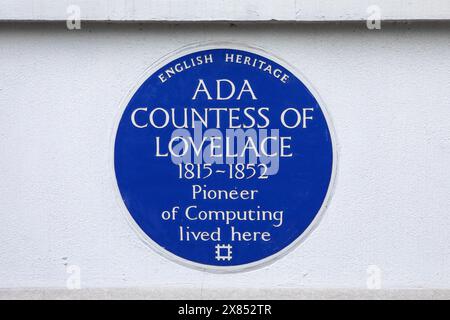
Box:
113;44;336;271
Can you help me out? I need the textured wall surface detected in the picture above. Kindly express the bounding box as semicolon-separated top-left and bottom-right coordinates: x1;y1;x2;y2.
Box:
0;23;449;294
1;0;450;21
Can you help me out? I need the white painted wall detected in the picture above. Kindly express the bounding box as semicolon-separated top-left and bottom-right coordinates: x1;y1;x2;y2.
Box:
1;0;450;21
0;22;449;294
